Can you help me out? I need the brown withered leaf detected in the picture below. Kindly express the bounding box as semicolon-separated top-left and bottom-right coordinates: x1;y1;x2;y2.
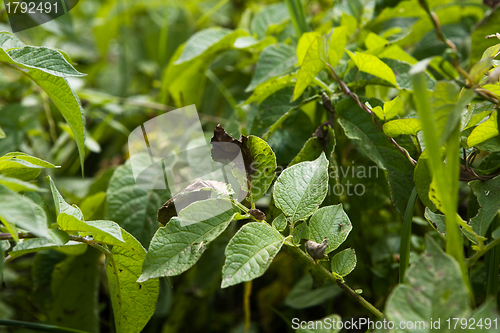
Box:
210;124;253;176
248;208;266;221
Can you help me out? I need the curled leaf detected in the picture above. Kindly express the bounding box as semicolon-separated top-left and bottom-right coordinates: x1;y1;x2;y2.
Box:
305;237;328;260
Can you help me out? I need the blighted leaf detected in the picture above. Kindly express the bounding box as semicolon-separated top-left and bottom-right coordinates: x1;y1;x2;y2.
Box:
246;43;296;92
331;248;357;277
106;230;159;333
468;112;499;147
273;153;329;223
221;222;285;288
139;199;239;281
308;204;352;254
383;118;422;137
346;51;397;86
247;136;276;202
385;236;470;328
158;180;231;225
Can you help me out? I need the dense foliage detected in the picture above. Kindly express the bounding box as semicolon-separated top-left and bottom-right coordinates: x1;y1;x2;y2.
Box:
0;0;500;332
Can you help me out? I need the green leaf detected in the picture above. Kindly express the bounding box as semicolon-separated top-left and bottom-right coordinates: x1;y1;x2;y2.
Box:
105;160;170;247
372;96;404;121
337;98;415;215
138;199;239;281
272;214;287;232
7;46;85;77
48;249;101;333
0;175;45;192
385;236;470;327
246;43;296;92
106;230;159;333
48;175;84;220
221;222;285;288
0;33;86;172
293;36;327;100
424;207;446;236
346;51;397;86
296;314;342;333
0;125;5;139
58;214;125;246
175;28;240;64
273;153;329;223
244;73;296;105
284;274;341;309
249;87;301;137
297;32;321;65
9;239;87;259
468;112;499;147
470;299;500;332
328;26;348;68
331;248;357;277
383;118;422;137
250;3;290;39
0;152;57;181
308;204;352;254
469;175;500;237
470;7;500;65
0;184;50;241
247;135;276;202
288;137;324;167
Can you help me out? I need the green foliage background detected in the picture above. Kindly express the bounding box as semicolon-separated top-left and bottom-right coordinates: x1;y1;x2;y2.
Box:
0;0;499;332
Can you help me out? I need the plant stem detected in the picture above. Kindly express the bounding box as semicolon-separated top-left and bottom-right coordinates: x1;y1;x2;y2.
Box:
285;242;383;319
325;63;416;166
399;187;418;283
467;230;500;268
0;319;89;333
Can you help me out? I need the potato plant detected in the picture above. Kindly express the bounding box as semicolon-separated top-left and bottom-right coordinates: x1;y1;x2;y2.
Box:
0;0;500;332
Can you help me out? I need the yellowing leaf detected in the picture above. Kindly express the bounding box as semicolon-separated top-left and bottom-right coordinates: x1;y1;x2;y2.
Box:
341;13;357;36
467;112;499;147
372;96;404;120
328;26;348;68
296;32;321;65
383;118;422;137
364;32;388;49
293;36;327;101
347;51;397;86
